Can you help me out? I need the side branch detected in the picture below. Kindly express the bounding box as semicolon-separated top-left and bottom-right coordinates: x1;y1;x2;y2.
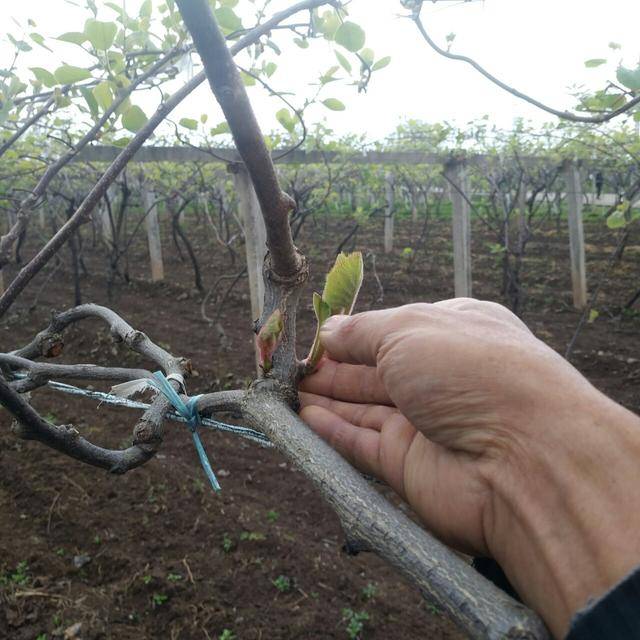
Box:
0;353;151;393
0;96;57;159
1;304;190;471
11;303;182;372
412;11;640;124
0;374;156;473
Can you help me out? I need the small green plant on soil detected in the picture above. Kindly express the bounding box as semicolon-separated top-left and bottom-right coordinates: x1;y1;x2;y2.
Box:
142;575;152;585
272;574;292;593
219;630;235;640
221;533;235;553
0;561;30;586
342;608;370;639
240;531;265;542
167;572;183;582
266;509;279;523
152;593;168;607
361;582;377;601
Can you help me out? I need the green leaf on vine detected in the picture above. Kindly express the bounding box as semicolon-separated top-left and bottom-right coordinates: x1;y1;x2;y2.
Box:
360;48;375;66
92;81;113;111
57;31;87;46
307;293;333;368
121;104;148;132
334;22;365;53
179;117;198;130
334;50;352;74
322;98;345;111
276;108;296;133
616;65;640;91
30;67;56;87
215;6;242;32
54;65;92;84
584;58;607;68
210;121;230;136
372;56;391;71
84;19;117;50
306;252;364;371
323;251;364;315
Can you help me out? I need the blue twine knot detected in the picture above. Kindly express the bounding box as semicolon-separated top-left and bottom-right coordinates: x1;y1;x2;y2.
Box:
151;371;221;492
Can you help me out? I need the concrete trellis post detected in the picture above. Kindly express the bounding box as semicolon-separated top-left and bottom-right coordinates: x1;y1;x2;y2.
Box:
232;165;267;369
564;161;587;309
410;186;419;224
384;172;395;254
98;185;118;247
444;160;472;298
141;189;165;282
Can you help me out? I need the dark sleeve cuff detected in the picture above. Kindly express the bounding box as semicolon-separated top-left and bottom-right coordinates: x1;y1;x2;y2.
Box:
566;564;640;639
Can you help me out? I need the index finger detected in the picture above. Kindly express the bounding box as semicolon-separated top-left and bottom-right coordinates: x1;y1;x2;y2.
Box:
319;308;402;366
300;358;392;405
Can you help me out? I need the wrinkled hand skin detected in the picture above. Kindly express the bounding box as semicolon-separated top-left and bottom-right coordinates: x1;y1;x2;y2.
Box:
299;299;640;639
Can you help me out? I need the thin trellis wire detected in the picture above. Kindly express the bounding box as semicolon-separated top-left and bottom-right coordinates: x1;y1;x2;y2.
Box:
33;378;273;449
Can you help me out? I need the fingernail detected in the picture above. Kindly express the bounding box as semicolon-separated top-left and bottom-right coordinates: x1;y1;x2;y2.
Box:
321;315;347;333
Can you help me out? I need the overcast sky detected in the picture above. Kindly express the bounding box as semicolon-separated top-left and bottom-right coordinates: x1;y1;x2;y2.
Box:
2;0;640;141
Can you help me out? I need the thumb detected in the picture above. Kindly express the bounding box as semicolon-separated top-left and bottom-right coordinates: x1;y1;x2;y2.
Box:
320;308;395;366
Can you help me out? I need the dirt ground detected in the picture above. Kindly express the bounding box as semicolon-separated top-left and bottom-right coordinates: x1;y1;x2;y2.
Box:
1;210;638;640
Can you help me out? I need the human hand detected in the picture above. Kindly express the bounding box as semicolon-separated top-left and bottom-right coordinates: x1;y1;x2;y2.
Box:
300;299;640;638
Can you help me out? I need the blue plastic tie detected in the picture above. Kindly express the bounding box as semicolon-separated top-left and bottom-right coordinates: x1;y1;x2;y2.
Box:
151;371;221;492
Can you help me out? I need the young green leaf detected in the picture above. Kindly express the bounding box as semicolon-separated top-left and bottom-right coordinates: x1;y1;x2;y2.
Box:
215;6;242;32
323;251;364;315
334;50;352;74
584;58;607;68
121;105;148;132
30;67;56;88
29;33;52;52
84;19;117;50
306;252;364;371
179;117;198;130
54;65;92;84
334;22;365;53
92;81;113;111
307;293;333;368
616;65;640;91
372;56;391;71
276;108;296;133
80;86;99;117
322;98;346;111
319;10;341;40
56;31;87;46
210;121;231;136
360;48;375;66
